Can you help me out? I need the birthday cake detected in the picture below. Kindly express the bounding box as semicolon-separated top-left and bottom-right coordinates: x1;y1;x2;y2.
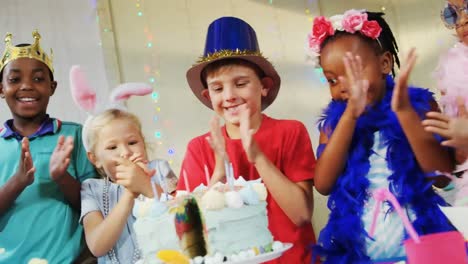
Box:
133;178;277;264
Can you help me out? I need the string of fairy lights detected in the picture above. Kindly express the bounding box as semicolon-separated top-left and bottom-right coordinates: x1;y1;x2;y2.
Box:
134;0;177;165
95;0;394;166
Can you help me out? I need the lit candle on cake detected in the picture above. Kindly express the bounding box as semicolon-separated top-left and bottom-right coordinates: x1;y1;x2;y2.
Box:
224;160;234;191
183;170;191;193
204;164;210;187
229;162;235;185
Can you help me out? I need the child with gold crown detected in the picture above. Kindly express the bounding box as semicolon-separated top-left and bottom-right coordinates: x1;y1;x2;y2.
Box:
0;30;98;263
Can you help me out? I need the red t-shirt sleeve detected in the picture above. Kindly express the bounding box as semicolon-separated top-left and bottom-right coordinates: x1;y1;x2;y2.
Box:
177;136;212;191
282;121;316;182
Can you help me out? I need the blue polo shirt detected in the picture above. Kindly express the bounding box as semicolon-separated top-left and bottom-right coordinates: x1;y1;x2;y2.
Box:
0;116;96;264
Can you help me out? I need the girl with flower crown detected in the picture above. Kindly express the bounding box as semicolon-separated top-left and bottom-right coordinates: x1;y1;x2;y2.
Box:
306;9;455;263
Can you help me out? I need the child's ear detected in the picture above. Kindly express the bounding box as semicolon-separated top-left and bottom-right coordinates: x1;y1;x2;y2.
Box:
50;81;57;96
0;83;4;99
260;77;273;96
201;89;210;100
87;152;100;167
380;51;393;75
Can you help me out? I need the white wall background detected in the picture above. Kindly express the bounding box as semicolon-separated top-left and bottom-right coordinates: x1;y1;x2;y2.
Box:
0;0;458;234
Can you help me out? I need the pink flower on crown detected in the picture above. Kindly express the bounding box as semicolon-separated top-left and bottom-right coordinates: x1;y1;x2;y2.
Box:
307;33;321;53
311;16;334;45
361;20;382;39
305;9;384;68
305;33;321;67
342;9;368;33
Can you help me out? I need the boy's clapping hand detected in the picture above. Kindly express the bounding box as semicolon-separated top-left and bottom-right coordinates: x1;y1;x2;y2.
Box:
49;136;74;183
15;137;35;186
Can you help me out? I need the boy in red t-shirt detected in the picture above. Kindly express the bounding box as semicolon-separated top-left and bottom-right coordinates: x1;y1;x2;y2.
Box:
178;16;316;263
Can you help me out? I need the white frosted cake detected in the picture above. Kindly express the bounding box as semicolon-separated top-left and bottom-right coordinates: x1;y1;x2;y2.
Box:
133;178;276;264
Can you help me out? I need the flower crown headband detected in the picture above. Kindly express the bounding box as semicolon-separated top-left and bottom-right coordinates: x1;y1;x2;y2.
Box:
306;9;383;67
69;65;152;151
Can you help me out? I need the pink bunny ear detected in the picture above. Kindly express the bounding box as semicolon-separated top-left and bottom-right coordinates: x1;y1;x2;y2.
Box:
110;83;152;102
69;65;97;112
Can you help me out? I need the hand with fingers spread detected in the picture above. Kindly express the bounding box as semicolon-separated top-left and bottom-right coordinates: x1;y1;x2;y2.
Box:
342;52;369;119
423;101;468;152
239;104;261;163
114;157;154;197
14;137;36;187
50;136;74;183
391;48;417;113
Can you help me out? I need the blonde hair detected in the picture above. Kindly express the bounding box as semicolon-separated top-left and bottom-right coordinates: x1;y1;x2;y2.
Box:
85;109;146;155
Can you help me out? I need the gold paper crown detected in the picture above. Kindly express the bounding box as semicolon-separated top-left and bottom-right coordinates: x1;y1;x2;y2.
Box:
0;30;54;73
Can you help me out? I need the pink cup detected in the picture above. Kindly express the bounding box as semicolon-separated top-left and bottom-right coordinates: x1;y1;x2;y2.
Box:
370;188;468;264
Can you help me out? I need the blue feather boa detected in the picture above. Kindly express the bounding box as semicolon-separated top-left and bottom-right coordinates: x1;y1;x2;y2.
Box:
314;76;454;263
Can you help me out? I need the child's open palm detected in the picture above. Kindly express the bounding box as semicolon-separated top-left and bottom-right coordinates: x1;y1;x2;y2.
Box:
423;100;468;152
239;104;260;163
49;136;74;183
206;116;229;184
391;48;417;112
342;52;369;119
15;137;35;186
206;116;228;160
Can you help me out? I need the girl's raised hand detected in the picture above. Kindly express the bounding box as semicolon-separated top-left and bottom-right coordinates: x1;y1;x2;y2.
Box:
114;157;154;197
392;48;417;113
128;152;148;165
342;52;369;119
423;114;468;152
128;152;152;176
423;97;468;152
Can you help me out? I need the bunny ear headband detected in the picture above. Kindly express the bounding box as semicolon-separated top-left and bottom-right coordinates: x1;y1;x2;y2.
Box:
69;65;152;151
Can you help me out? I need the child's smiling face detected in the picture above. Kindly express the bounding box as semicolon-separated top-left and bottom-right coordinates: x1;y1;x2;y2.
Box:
202;64;270;127
0;58;56;122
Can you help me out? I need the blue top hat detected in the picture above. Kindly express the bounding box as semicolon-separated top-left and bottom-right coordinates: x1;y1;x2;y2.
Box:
186;16;281;110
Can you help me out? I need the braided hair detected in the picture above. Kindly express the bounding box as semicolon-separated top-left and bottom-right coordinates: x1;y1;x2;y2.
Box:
321;12;400;76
